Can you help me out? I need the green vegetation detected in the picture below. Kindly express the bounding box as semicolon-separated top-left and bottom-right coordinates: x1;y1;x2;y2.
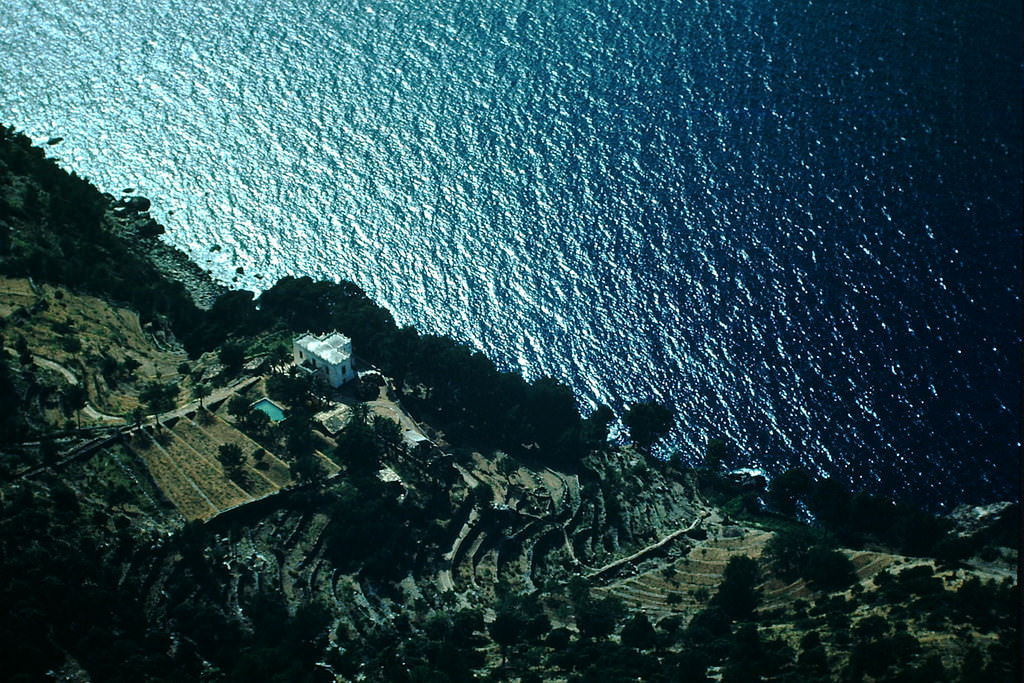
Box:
764;527;857;592
0;126;201;349
0;125;594;466
0;126;1017;683
623;400;673;453
217;442;245;477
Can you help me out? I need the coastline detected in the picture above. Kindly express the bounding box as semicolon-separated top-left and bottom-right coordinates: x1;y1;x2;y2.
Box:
108;195;227;310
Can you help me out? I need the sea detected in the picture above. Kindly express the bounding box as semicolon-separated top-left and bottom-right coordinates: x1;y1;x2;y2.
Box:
2;0;1020;509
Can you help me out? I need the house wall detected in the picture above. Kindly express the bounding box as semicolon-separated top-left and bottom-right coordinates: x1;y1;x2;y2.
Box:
292;338;353;388
326;360;352;387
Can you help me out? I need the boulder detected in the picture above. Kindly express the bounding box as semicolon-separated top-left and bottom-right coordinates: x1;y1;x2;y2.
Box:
115;195;151;214
127;195;151;212
137;218;164;237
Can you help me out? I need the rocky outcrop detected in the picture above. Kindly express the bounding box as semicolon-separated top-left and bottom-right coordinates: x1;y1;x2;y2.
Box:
113;195;152;215
107;196;226;309
947;501;1016;538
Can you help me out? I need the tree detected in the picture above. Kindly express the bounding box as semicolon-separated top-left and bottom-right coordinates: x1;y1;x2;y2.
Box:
764;528;856;592
269;344;291;374
140;381;177;420
60;335;81;355
62;384;88;428
704;438;729;470
623;401;673;453
218;342;246;375
372;415;404;456
194;383;211;409
348;402;370;427
767;467;814;515
497;455;518;483
282;407;316;461
807;477;851;531
227;395;251;419
246;407;271;436
582;404;614;447
217;442;246;477
763;526;819;581
99;354;120;385
292;451;324;483
130;406;146;427
15;335;31;365
39;435;60;465
335;419;380;476
488;609;526;668
576;596;624;640
621;613;657;651
713;556;760;620
802;546;857;593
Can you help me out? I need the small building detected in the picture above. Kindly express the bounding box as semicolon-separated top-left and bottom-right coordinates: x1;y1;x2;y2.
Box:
293;331;354;387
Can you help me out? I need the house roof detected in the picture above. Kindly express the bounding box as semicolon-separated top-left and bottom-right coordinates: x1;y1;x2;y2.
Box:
295;332;351;365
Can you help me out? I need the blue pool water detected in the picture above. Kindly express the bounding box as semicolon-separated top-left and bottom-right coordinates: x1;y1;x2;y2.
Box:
1;0;1019;508
251;398;286;423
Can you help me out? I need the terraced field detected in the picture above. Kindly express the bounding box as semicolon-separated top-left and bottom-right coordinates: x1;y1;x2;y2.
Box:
199;415;292;487
439;451;704;605
132;430;218;521
596;529;773;623
0;275;189;418
173;417;283;498
163;423;251;509
129;414;296;521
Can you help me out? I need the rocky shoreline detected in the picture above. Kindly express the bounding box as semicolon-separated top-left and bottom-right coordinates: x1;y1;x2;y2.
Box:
107;193;227;310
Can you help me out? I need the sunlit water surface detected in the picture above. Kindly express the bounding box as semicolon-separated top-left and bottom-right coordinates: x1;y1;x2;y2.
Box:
2;0;1020;507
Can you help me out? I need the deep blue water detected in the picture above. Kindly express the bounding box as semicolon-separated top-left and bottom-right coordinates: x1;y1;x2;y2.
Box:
2;0;1019;508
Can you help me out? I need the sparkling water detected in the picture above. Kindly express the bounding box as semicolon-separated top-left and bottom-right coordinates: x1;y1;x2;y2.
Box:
2;0;1019;507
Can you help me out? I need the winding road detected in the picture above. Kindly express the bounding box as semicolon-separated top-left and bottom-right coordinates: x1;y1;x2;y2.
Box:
31;355;126;424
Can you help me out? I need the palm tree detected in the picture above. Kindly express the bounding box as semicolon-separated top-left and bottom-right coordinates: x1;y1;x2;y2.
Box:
217;443;246;478
269;344;292;374
372;415;404;457
142;381;178;426
348;402;370;427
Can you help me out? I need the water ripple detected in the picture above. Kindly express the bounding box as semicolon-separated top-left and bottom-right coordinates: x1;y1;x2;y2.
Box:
2;0;1020;507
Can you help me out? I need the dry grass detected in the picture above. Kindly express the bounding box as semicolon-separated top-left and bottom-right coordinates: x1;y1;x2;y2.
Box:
0;276;189;419
0;277;36;316
132;430;218;521
197;415;292;488
161;426;251;510
128;410;307;520
596;528;773;622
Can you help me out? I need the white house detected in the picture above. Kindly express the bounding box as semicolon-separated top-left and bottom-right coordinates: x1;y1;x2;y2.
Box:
293;331;354;388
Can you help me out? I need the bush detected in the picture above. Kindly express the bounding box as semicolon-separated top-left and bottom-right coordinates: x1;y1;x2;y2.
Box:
802;546;857;593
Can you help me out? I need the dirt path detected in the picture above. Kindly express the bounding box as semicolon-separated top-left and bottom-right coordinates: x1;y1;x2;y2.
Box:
160;376;259;421
32;355;126;424
586;512;710;580
29;351;259;427
367;398;432;447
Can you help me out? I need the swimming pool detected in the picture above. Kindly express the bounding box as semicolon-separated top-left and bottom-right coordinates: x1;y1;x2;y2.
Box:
251;397;286;422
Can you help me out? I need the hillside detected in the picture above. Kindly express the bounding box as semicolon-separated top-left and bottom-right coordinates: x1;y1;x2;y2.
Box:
0;126;1018;682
